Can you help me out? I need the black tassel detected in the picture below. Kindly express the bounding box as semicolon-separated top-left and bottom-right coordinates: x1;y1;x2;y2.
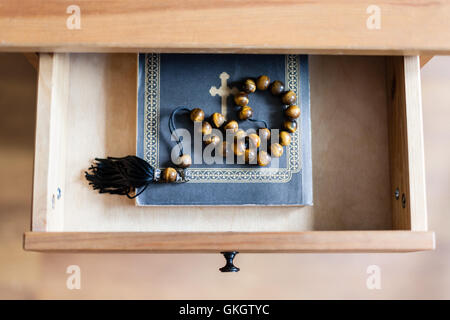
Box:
85;156;155;199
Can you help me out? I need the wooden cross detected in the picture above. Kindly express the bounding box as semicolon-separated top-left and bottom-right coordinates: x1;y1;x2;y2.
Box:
209;72;238;119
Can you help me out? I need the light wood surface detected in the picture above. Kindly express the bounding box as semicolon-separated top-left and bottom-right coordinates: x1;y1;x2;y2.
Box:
32;53;395;233
32;53;70;232
420;56;434;68
403;57;428;231
2;53;450;299
23;231;435;253
1;1;450;55
386;56;428;231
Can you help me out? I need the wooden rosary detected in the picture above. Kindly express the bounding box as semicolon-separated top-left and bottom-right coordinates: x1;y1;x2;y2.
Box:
85;75;300;198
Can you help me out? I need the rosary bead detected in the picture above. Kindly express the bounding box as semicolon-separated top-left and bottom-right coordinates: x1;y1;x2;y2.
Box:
233;140;246;157
283;119;297;133
234;91;249;107
235;129;247;140
285;105;301;119
239;106;253;120
200;121;212;136
244;148;257;163
211;112;225;128
175;154;192;168
205;134;221;146
242;79;256;93
281;90;297;105
190;108;205;122
270;143;284;158
270;80;285;96
162;167;178;182
257;150;271;166
247;133;261;148
256;75;270;90
224;120;239;133
258;128;271;141
279;131;291;146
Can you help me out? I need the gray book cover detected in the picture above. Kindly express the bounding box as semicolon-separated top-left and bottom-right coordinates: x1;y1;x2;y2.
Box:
136;53;312;206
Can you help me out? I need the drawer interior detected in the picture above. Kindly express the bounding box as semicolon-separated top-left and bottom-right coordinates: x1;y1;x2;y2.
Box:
30;53;427;234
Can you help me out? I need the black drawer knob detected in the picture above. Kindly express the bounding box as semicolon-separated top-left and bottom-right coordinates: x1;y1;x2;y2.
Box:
219;251;240;272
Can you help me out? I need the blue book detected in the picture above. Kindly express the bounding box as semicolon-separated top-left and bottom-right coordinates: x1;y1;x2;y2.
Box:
136;53;312;206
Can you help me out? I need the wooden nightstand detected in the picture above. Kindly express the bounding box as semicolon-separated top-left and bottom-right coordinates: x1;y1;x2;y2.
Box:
1;1;445;263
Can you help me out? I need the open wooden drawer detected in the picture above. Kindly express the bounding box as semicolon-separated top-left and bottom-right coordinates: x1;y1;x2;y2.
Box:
23;53;434;253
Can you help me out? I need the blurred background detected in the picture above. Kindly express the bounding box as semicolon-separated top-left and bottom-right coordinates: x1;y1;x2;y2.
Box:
0;53;449;299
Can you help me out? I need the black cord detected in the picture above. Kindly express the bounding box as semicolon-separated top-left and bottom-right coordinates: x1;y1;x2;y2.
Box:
247;118;268;128
129;183;150;199
168;107;190;157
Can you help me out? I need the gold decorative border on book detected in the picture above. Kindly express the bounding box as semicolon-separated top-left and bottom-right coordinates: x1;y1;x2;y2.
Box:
143;54;302;183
